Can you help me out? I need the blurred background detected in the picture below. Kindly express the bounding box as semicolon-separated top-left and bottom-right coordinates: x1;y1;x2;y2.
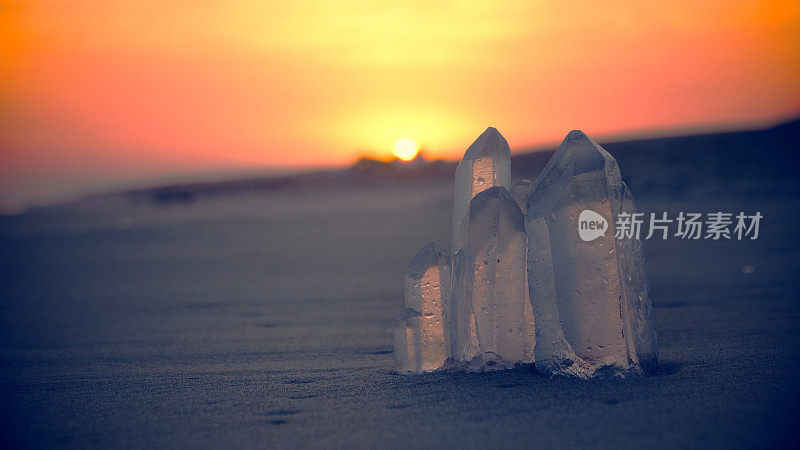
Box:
1;0;798;206
1;1;800;448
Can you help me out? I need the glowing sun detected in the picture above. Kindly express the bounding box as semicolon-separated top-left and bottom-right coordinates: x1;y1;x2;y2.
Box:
392;138;419;161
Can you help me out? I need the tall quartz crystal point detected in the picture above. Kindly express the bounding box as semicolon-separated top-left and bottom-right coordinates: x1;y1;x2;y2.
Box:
451;187;534;369
525;130;658;378
452;127;511;254
394;242;449;374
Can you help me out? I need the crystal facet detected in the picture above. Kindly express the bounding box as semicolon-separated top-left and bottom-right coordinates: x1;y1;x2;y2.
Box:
394;242;449;373
451;127;511;254
525;130;658;378
451;187;533;369
511;178;533;214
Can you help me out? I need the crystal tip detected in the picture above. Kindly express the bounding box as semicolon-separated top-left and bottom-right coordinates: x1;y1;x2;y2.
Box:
565;129;591;142
462;126;510;160
468;186;523;221
406;241;447;278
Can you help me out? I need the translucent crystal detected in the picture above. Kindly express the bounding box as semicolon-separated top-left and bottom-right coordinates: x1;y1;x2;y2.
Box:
393;308;424;373
511;179;533;214
451;127;511;254
394;242;449;373
451;187;533;369
525;130;658;378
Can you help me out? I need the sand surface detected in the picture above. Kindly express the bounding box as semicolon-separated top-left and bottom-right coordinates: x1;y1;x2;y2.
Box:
1;177;799;447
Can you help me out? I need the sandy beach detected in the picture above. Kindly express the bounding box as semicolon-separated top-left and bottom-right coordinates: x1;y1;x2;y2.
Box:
2;138;799;448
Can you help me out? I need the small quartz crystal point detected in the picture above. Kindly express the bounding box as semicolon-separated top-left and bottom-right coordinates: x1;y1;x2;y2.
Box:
394;241;449;374
451;187;534;369
394;308;424;374
451;127;511;255
525;130;658;378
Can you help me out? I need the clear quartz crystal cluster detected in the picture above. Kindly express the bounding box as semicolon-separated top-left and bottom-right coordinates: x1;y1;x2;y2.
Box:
393;127;658;378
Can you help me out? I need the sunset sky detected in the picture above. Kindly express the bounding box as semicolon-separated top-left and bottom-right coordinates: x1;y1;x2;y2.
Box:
1;0;799;204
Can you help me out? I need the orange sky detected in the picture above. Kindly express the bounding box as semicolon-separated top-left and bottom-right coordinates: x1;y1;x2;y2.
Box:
1;0;799;203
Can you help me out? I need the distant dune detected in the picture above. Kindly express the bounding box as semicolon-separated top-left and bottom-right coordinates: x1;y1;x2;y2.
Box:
107;118;800;206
